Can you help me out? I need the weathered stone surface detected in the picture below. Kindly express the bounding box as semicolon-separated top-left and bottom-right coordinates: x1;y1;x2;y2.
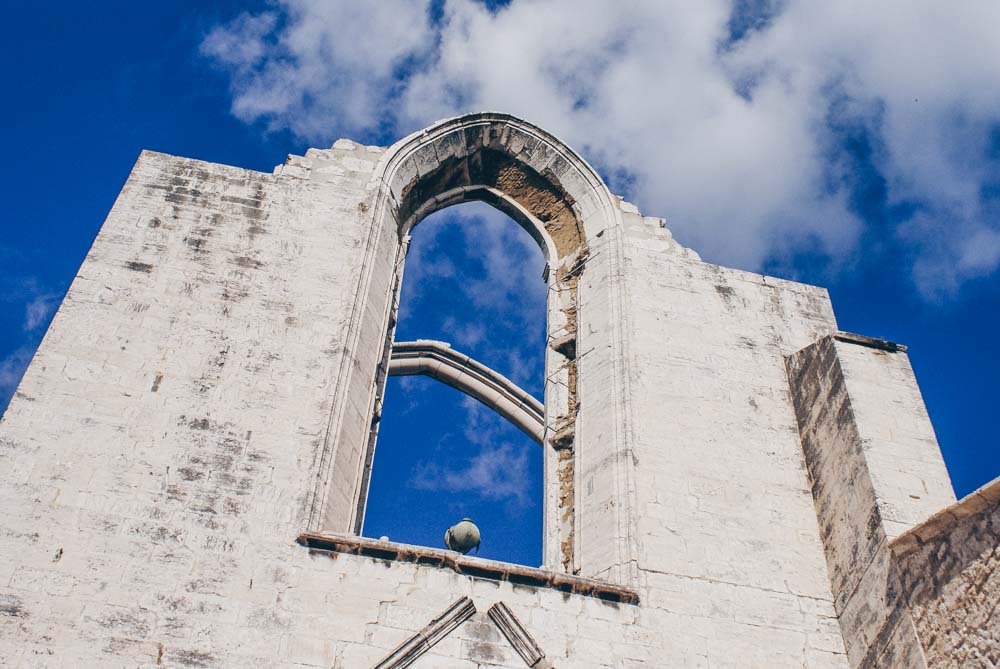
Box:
786;335;994;667
0;112;992;667
892;478;1000;668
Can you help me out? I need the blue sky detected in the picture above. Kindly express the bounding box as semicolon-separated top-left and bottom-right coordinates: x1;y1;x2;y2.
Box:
2;1;998;566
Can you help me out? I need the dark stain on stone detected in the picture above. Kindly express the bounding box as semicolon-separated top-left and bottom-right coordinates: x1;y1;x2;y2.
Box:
222;194;264;208
240;206;266;221
98;610;151;638
865;505;884;541
166;485;187;502
0;594;27;618
187;417;211;430
231;256;264;270
171;650;215;668
210;347;229;369
218;436;243;454
149;217;162;228
190;493;218;515
223;498;242;515
125;261;153;273
221;285;249;303
178;467;204;482
466;639;505;664
184;237;207;252
151;373;163;392
715;285;736;301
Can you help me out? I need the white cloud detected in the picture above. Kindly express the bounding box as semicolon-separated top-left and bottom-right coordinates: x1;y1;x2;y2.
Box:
202;0;1000;294
398;203;547;392
24;294;58;332
441;316;486;349
411;396;534;508
454;204;546;314
201;1;435;137
0;346;34;410
411;440;532;507
0;277;61;412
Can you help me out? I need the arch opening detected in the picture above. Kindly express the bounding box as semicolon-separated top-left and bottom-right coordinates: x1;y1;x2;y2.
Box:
315;113;635;582
360;202;547;566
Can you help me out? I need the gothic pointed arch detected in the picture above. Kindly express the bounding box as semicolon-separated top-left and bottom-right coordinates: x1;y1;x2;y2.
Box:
375;112;622;263
312;113;637;585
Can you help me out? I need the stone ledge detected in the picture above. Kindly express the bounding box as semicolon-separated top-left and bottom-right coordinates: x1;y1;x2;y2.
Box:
834;331;907;352
296;532;640;605
890;476;1000;557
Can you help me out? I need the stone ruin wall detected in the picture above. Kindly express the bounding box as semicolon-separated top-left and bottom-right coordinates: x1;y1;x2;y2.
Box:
891;478;1000;668
0;113;995;667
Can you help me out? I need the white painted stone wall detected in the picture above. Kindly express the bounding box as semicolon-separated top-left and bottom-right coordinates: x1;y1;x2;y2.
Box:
0;114;980;667
620;235;847;667
834;340;956;540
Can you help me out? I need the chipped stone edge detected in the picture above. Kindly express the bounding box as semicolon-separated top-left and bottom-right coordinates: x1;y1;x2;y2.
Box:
296;533;639;605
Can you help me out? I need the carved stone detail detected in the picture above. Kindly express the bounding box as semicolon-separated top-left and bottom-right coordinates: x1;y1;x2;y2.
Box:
487;601;553;668
373;596;476;669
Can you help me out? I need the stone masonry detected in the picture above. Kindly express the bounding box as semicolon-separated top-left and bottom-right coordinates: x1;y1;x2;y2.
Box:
0;113;995;667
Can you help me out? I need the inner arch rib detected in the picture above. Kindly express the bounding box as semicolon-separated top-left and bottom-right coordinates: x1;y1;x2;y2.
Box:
387;340;544;444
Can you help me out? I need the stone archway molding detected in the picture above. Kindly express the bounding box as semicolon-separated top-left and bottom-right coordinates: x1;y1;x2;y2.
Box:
388;340;544;444
314;112;637;585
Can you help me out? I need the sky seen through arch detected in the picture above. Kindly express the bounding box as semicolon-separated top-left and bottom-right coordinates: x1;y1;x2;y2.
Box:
361;202;547;566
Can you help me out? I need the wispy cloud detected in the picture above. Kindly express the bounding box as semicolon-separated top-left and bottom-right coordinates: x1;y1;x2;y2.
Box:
0;346;34;408
441;317;486;349
396;202;547;396
385;203;544;510
200;1;435;137
0;275;64;412
203;0;1000;298
411;396;534;509
24;294;58;332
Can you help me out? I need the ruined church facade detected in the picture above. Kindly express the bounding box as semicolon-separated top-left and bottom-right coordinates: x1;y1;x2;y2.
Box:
0;113;996;667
